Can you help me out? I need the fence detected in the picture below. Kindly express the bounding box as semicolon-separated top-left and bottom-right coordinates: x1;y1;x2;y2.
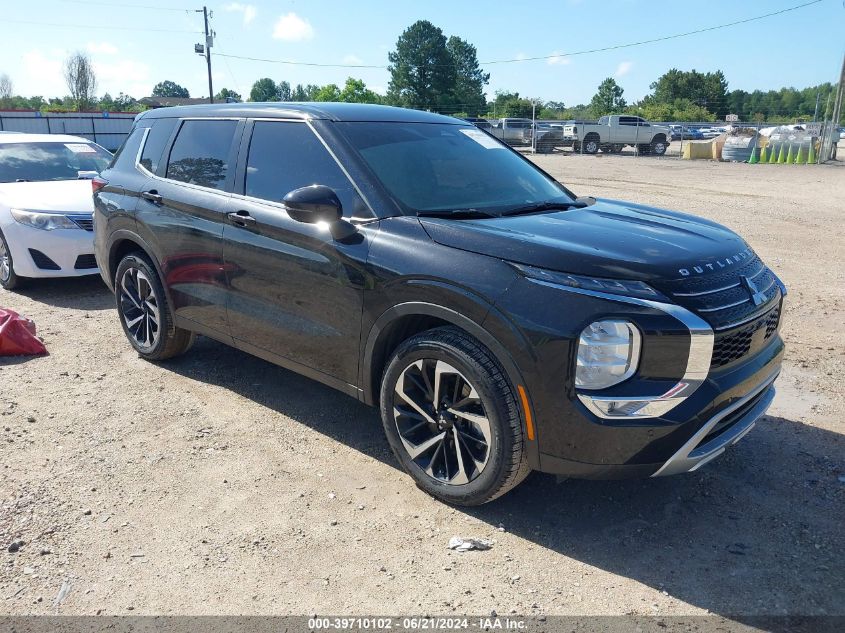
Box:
0;111;137;152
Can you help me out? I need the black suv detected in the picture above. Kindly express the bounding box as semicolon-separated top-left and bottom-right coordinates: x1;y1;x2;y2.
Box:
94;103;784;505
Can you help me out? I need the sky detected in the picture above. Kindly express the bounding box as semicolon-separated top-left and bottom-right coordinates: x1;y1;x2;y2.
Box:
1;0;843;107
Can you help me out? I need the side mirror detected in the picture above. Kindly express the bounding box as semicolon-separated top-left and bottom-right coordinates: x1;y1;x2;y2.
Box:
283;185;342;224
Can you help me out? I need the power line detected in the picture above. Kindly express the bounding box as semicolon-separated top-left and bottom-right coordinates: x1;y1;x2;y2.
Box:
214;0;823;70
484;0;825;64
55;0;193;11
4;18;201;33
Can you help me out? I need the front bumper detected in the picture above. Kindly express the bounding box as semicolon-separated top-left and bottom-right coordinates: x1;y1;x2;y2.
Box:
1;221;98;278
493;275;784;479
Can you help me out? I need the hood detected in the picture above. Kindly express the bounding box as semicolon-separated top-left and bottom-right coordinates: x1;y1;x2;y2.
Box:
419;198;749;282
0;180;95;214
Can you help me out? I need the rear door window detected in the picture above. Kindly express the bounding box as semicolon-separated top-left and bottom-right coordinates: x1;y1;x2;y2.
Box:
139;118;178;175
165;119;238;190
243;121;363;216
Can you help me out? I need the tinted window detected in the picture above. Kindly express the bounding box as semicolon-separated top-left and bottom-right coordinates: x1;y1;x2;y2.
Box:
619;117;636;126
339;122;569;214
0;141;112;183
166;120;237;190
245;121;363;216
140;118;178;174
108;128;144;170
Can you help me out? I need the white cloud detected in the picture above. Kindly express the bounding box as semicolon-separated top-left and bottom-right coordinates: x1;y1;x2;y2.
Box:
547;51;571;66
615;61;633;77
272;12;314;42
86;41;118;55
514;52;528;61
224;3;257;26
342;54;363;65
93;58;152;98
21;50;65;96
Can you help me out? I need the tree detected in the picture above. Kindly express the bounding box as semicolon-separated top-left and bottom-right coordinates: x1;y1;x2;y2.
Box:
277;81;292;102
312;84;341;102
446;36;489;116
291;84;320;101
249;78;279;102
338;78;381;104
387;20;456;111
151;80;190;98
590;78;626;117
0;74;12;105
63;52;97;111
649;69;728;118
215;87;242;102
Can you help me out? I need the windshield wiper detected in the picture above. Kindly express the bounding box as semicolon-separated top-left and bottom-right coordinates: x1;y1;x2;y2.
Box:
417;209;497;219
500;200;587;217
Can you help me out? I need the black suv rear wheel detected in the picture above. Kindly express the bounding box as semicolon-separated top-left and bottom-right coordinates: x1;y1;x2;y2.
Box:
115;252;194;360
379;326;529;506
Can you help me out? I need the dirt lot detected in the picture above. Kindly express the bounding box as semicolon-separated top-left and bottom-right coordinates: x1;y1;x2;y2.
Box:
1;155;843;618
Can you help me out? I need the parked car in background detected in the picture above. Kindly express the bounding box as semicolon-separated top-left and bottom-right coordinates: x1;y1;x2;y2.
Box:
95;103;784;506
462;117;492;131
698;126;728;139
0;133;111;290
668;125;704;141
489;118;533;145
563;115;671;155
839;127;845;139
523;122;564;152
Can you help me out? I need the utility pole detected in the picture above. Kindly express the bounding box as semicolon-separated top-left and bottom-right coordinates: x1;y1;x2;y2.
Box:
196;6;214;103
813;90;820;121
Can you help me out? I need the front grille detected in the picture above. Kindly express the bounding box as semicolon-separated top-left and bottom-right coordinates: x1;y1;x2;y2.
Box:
74;254;98;270
28;249;61;270
67;214;94;231
656;255;781;331
710;303;780;368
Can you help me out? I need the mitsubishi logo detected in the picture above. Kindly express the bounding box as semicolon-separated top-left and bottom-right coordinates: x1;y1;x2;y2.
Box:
741;275;768;306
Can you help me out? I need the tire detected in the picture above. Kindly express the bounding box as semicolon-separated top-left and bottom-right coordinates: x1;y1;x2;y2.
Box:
114;252;195;361
0;229;23;291
379;326;530;506
582;137;599;154
637;143;652;155
650;137;668;156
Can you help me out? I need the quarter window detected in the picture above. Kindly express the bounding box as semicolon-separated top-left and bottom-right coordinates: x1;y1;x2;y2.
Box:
108;127;144;170
139;118;178;174
244;121;363;216
166;120;237;190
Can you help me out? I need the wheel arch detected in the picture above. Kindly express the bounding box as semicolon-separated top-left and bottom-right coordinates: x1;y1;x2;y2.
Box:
360;301;541;469
105;230;173;307
651;133;667;143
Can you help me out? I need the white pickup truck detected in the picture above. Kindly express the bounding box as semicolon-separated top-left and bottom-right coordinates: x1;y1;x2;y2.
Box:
563;115;671;155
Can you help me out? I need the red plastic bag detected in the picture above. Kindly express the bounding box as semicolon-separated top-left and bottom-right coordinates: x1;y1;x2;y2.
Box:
0;308;47;356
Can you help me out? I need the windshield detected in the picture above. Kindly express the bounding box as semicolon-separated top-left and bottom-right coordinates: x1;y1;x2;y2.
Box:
0;141;112;183
337;122;572;215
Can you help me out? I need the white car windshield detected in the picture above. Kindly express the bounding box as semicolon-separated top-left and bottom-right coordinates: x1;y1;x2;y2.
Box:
0;141;111;183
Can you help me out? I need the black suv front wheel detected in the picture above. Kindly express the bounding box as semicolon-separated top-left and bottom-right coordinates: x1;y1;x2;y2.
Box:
115;252;194;360
379;327;529;506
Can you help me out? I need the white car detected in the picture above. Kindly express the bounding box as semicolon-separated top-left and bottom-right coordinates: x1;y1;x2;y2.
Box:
0;133;112;290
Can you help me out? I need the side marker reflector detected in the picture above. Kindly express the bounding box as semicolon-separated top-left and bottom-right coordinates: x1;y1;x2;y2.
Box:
517;385;535;441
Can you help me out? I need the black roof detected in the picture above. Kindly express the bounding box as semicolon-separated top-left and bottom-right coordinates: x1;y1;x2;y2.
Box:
138;102;463;124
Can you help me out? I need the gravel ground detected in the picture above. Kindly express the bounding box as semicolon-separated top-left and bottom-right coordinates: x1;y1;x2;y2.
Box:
1;154;843;618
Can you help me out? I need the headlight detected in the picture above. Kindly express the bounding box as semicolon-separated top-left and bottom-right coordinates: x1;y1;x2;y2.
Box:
576;320;641;390
10;208;79;231
512;263;665;301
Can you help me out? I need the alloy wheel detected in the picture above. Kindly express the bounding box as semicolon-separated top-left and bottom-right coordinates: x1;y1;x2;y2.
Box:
585;140;598;153
0;238;9;283
119;267;160;351
393;359;492;485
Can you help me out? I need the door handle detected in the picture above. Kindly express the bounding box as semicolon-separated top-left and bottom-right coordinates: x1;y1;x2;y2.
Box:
227;211;257;227
140;190;162;204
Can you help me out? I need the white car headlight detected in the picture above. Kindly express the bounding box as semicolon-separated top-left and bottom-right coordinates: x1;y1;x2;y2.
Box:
10;208;79;231
575;320;641;390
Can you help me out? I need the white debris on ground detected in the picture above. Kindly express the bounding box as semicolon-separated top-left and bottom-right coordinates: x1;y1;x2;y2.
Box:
448;537;494;552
